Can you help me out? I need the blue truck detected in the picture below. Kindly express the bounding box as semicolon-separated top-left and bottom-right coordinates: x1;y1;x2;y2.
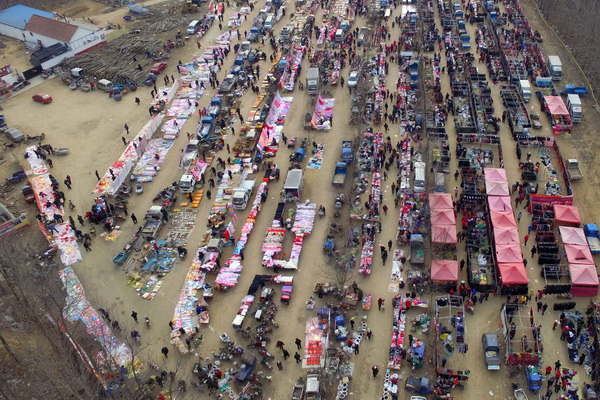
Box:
197;116;214;139
341;140;353;163
584;224;600;254
332;162;347;186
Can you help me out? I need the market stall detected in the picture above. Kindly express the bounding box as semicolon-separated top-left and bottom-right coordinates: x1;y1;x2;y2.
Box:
433;296;470;383
497;262;529;294
493;226;520;244
484;168;509;196
554;204;581;226
558;226;587;245
430;260;458;283
564;243;594;264
487;195;512;212
569;264;599;296
428;193;453;210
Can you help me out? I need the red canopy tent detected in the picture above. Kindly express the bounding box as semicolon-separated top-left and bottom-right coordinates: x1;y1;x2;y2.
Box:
569;264;599;296
544;96;569;115
431;209;456;225
428;193;453;210
495;243;523;263
498;262;529;285
493;226;520;244
554;205;581;226
490;211;517;228
488;196;512;212
559;226;587;245
564;244;595;264
431;225;457;244
431;260;459;282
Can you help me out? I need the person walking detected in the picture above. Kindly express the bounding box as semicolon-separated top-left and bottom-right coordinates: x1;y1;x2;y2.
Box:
294;352;301;363
77;215;85;225
206;190;212;199
64;178;72;189
135;97;141;105
276;360;283;370
378;297;385;310
161;347;169;358
282;349;290;360
83;241;92;252
95;170;101;180
366;328;373;339
388;239;393;251
131;213;138;224
350;317;355;330
295;338;302;349
518;211;522;222
372;365;379;378
542;303;548;315
460;259;465;271
131;311;138;323
531;246;537;257
124;123;130;134
122;137;128;145
524;234;529;246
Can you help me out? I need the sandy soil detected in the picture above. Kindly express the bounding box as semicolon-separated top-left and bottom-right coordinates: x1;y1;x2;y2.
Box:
1;0;599;399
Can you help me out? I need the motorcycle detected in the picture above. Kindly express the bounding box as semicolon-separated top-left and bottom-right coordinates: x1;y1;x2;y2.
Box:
26;133;45;142
260;356;273;370
258;348;274;359
318;205;326;218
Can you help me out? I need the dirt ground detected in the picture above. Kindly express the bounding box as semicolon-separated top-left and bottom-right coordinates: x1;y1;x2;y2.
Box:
1;0;599;399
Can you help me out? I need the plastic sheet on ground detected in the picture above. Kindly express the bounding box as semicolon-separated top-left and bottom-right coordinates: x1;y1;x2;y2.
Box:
55;222;82;266
307;144;324;169
59;267;135;369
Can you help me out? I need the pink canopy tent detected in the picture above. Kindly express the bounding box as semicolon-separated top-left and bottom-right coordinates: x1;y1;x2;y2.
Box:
498;262;529;285
486;181;510;196
488;196;512;212
484;168;509;196
431;225;457;244
559;226;587;245
431;209;456;225
431;260;459;282
544;96;569;115
491;211;517;228
564;244;595;264
429;193;453;210
495;243;523;263
569;264;599;296
494;226;520;244
554;205;581;225
484;168;507;182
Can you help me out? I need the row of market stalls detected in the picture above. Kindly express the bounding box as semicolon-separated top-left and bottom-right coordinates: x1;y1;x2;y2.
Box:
428;194;459;285
485;168;529;294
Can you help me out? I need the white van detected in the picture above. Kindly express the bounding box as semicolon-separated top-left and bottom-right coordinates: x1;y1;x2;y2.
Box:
413;162;426;193
187;20;201;35
263;14;274;31
519;79;531;102
335;28;344;42
97;79;114;92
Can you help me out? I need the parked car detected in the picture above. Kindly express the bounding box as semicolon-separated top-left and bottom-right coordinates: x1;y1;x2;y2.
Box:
150;62;168;75
348;71;359;88
482;333;501;370
5;127;24;142
32;93;52;104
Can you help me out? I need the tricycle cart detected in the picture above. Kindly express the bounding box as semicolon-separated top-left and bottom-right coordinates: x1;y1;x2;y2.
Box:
513;388;528;400
525;366;542;393
113;251;129;266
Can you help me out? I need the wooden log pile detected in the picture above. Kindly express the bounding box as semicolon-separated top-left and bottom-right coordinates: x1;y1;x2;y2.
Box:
62;36;164;84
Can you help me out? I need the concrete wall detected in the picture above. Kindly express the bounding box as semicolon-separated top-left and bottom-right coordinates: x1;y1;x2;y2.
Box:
0;23;25;40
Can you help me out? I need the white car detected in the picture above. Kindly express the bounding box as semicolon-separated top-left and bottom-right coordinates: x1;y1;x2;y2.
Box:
348;71;359;88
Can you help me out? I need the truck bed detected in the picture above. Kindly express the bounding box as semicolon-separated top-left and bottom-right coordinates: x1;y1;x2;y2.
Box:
567;167;583;180
332;174;346;185
587;236;600;253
